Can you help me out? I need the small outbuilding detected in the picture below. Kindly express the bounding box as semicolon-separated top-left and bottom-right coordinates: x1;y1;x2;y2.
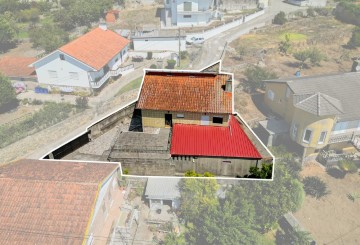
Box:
144;178;180;210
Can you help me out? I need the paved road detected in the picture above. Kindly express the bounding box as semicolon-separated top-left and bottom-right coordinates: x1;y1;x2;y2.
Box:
194;0;305;69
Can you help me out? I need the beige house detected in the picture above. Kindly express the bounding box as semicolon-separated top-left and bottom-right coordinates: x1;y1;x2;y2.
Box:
259;72;360;159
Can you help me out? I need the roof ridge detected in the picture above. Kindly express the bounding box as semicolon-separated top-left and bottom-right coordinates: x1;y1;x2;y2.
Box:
319;93;343;114
295;93;317;105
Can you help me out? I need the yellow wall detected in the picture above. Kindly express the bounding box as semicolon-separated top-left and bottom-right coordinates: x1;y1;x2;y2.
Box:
291;108;336;149
142;109;229;128
264;82;295;123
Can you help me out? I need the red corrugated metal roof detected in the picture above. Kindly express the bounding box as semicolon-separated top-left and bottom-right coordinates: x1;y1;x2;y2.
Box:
170;115;262;159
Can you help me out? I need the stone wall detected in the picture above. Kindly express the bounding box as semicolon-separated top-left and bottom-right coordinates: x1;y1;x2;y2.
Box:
88;102;136;139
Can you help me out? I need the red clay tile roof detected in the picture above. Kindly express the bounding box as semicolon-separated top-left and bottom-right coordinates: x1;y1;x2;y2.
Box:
0;56;37;77
59;27;129;70
0;159;118;245
136;71;232;114
170;115;262;158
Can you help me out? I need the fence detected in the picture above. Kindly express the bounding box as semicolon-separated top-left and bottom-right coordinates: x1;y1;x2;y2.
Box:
186;9;265;41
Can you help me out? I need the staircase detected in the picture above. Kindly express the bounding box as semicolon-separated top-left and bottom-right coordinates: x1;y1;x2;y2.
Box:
90;64;134;89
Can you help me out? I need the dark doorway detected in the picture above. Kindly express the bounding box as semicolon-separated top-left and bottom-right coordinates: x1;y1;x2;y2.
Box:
165;114;172;127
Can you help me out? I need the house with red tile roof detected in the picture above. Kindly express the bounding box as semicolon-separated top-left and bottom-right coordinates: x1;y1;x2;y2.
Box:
0;159;122;245
0;56;37;81
31;25;132;92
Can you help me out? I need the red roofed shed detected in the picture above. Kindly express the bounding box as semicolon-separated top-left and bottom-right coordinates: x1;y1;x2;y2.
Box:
170;115;262;159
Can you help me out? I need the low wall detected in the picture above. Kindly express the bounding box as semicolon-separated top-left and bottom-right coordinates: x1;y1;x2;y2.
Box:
186;9;265;41
88;102;136;139
129;51;173;60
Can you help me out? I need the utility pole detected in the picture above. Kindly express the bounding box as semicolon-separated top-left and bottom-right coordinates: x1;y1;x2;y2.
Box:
178;27;181;67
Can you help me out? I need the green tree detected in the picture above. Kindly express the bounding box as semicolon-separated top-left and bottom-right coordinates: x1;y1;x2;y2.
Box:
0;73;16;108
273;11;287;25
187;188;262;245
347;27;360;49
164;233;186;245
302;176;330;199
308;47;324;66
178;178;219;225
244;66;278;92
29;23;69;53
233;163;305;232
279;34;291;55
293;50;310;70
0;14;17;51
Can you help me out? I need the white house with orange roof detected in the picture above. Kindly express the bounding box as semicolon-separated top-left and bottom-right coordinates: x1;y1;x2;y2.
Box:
31;25;132;92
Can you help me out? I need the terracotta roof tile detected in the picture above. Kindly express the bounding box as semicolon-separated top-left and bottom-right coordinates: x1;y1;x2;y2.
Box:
0;159;118;245
59;27;129;70
0;56;37;77
136;71;232;114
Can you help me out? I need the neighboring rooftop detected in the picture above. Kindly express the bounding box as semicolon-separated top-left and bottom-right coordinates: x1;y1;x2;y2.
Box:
266;72;360;121
0;159;118;245
137;71;232;114
293;92;343;116
0;56;36;77
145;177;180;199
59;27;129;70
170;115;262;159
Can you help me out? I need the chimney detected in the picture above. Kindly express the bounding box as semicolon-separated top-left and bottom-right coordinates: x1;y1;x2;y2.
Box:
225;78;232;92
99;23;107;31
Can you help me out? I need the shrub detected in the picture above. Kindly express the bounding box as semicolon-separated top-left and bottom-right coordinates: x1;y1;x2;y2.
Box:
167;59;176;69
339;159;358;173
147;51;153;60
150;64;157;69
273;11;287;25
123;168;129;175
247;163;273;179
244;65;278;92
184;169;201;177
302;176;330;199
306;7;316;17
347;27;360;49
180;51;188;59
75;96;88;110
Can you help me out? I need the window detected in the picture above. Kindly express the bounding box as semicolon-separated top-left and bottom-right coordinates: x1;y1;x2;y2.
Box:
292;124;298;140
285;87;291;98
176;114;184;118
183;15;192;18
303;129;313;143
318;131;327;144
267;90;274;101
213;116;223;124
69;72;79;80
184;2;192;11
48;70;58;78
59;54;65;60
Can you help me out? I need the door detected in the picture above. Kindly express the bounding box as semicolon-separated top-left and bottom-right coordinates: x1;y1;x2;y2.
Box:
201;115;210;125
165;114;172;127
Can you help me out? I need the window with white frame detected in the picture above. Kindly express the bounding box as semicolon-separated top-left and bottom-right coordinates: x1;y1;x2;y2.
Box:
48;70;58;78
176;114;184;118
267;90;275;101
183;15;192;18
318;131;327;144
292;124;298;140
69;72;79;80
303;129;312;143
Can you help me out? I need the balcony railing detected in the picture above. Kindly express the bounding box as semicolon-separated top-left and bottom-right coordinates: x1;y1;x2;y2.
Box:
328;130;360;144
90;64;134;89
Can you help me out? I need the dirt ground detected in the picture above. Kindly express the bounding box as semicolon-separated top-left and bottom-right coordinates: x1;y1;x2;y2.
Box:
0;41;42;58
294;163;360;245
224;15;359;122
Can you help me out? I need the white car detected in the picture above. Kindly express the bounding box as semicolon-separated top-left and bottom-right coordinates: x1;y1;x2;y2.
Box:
186;37;205;45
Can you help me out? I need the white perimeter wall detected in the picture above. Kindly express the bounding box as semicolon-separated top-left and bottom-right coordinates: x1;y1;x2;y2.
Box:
133;38;186;52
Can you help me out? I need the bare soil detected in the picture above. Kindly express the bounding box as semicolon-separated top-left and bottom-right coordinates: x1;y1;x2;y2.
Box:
224;16;359;122
294;163;360;244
